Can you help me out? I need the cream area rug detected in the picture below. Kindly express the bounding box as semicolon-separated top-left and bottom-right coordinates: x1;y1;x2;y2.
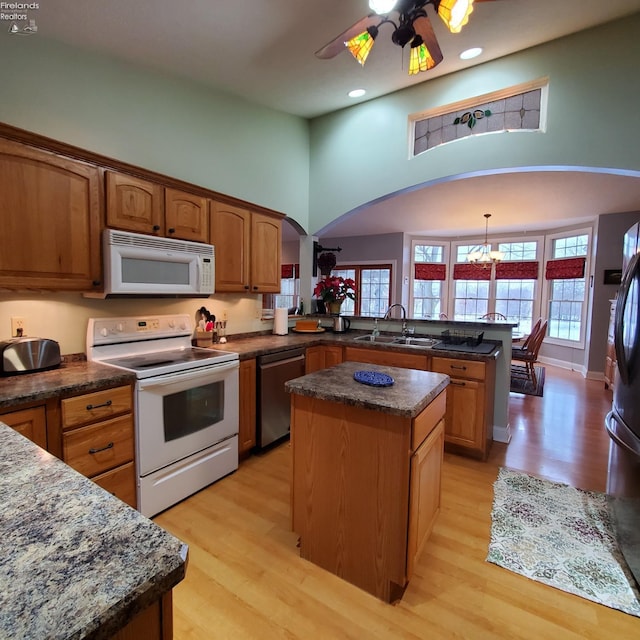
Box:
487;467;640;617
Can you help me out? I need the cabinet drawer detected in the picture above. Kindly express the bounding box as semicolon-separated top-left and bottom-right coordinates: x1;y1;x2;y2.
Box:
412;390;446;451
62;385;132;430
63;414;134;477
93;461;137;508
430;357;485;380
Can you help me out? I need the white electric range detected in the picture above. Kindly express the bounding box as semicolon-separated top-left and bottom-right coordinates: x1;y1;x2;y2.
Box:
87;314;239;517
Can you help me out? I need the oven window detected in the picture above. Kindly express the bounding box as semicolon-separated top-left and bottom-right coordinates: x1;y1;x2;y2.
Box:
163;381;224;441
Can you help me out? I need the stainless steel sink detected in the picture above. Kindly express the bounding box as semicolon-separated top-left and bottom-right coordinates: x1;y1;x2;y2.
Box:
391;337;440;348
352;334;440;349
353;334;397;344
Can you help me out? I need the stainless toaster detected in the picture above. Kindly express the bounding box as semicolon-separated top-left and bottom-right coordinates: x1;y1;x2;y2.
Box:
0;337;62;375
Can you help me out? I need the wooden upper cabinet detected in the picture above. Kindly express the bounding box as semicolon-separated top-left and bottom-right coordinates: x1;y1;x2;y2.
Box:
106;171;164;235
250;212;282;293
164;188;209;243
210;203;282;293
0;137;102;291
210;201;251;292
107;172;209;243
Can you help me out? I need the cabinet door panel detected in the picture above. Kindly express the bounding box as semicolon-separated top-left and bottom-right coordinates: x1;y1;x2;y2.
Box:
444;378;484;449
239;359;256;455
407;419;444;579
165;188;209;242
211;201;251;291
1;406;47;449
250;212;281;293
106;171;164;235
0;138;102;291
93;461;137;508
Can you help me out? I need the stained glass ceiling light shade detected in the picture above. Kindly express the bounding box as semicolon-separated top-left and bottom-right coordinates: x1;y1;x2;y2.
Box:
437;0;474;33
346;27;378;65
409;39;436;75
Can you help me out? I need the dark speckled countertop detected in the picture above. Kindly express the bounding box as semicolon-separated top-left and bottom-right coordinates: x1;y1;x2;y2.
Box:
0;359;135;409
0;422;187;640
285;361;449;418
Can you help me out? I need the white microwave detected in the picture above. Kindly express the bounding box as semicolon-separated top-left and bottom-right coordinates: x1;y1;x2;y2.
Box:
102;229;215;297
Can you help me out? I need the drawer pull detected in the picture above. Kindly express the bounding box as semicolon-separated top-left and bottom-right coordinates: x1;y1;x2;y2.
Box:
86;400;112;411
89;441;114;454
450;365;467;371
451;380;467;386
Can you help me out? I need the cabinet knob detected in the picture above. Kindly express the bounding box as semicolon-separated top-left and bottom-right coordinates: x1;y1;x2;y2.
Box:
168;228;175;234
252;286;258;290
152;225;161;232
92;280;101;287
244;285;250;290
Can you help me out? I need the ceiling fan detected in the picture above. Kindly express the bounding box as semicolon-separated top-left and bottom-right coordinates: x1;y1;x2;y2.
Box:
315;0;494;75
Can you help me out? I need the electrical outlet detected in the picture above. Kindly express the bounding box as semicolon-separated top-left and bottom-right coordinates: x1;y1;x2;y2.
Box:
11;317;26;337
222;309;228;321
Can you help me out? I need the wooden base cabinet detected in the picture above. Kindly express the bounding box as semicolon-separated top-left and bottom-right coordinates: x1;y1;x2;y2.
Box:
430;356;495;461
239;359;257;456
343;346;429;370
291;390;446;602
61;385;137;508
0;405;48;450
305;345;343;373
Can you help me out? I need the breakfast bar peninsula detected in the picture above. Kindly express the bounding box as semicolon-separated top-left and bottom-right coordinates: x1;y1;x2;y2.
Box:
285;361;449;602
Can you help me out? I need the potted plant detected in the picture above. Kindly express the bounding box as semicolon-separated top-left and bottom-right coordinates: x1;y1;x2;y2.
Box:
313;275;356;315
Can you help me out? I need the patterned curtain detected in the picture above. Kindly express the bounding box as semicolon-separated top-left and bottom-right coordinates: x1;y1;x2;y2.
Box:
495;261;539;280
415;263;446;280
545;257;586;280
453;263;492;280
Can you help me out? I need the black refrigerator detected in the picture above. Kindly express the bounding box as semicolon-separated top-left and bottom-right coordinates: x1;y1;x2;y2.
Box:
606;221;640;587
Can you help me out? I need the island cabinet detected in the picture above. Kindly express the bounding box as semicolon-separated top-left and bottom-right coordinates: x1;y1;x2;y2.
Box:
106;170;209;242
210;201;282;293
305;345;344;373
0;137;103;292
60;384;137;508
287;362;448;603
430;356;495;461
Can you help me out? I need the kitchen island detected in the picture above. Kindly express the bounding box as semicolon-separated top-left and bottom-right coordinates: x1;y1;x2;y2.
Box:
285;361;449;602
0;422;187;640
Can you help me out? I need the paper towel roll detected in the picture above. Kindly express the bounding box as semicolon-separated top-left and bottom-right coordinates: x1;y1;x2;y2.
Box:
273;307;289;335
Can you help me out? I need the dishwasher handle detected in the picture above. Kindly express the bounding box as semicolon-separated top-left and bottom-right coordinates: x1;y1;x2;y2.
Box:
258;348;306;366
259;354;305;371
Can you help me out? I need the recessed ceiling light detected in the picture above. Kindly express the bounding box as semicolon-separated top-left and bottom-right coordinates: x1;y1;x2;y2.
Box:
460;47;483;60
348;89;366;98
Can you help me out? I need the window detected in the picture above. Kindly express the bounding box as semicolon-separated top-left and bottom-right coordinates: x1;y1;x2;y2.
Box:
453;244;490;321
333;265;392;316
412;243;447;319
275;276;299;310
545;232;590;343
495;241;539;334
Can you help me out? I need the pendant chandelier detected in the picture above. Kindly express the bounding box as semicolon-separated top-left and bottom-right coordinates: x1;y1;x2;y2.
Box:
467;213;504;266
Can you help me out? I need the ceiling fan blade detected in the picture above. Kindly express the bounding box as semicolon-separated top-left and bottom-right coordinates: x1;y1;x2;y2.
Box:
412;15;443;67
315;14;380;59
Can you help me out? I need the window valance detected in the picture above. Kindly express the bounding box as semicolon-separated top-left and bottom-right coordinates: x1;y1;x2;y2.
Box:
281;263;299;279
414;263;446;281
495;261;539;280
545;257;586;280
453;263;492;280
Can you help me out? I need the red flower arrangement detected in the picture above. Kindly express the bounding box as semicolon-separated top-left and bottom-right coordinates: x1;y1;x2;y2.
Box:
313;276;356;303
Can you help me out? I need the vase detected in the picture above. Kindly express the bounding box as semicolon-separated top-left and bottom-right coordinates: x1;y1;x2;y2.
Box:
328;301;343;315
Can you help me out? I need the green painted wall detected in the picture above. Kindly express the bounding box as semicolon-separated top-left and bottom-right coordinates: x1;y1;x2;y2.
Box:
308;15;640;234
0;35;311;230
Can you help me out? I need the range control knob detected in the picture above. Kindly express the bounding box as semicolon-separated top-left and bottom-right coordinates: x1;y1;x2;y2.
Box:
100;327;108;338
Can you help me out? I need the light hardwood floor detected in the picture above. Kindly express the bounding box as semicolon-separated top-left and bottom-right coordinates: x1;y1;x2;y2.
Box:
154;365;640;639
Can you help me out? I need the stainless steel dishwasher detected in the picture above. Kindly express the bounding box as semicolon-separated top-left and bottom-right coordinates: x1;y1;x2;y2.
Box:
257;347;306;450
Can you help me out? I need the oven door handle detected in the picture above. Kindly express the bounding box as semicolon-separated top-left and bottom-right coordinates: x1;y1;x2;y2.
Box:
137;360;239;391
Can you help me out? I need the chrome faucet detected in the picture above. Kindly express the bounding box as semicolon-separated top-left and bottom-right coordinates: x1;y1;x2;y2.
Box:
383;304;408;336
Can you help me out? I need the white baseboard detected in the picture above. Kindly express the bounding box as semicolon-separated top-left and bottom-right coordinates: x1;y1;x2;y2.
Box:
493;423;511;443
537;355;587;378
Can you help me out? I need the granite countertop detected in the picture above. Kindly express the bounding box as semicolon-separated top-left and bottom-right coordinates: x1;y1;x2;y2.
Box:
0;359;135;409
0;422;188;640
285;361;449;418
